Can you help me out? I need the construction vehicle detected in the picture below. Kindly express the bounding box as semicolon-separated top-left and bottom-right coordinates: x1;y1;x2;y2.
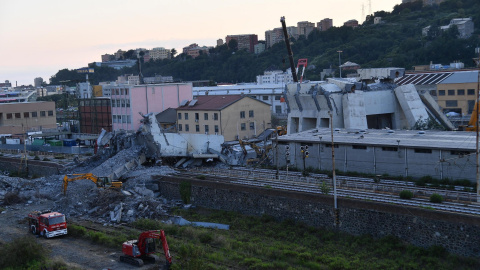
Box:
120;230;172;268
27;210;67;238
62;173;122;195
276;125;288;136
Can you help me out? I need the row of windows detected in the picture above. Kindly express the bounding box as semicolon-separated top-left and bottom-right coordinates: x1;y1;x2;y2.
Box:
178;112;219;121
112;99;130;108
113;115;131;123
438;89;475;96
178;124;220;133
111;88;129;96
3;111;53;119
240;110;254;119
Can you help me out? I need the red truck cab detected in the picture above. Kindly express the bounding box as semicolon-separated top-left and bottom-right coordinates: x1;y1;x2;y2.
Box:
28;211;67;238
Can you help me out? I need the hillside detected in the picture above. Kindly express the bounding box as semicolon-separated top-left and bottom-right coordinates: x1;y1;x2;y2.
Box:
49;0;480;86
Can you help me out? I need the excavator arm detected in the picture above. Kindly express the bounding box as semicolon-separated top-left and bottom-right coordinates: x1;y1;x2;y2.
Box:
138;230;172;265
62;173;122;195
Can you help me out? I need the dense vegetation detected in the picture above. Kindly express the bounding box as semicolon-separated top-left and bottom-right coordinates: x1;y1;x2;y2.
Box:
49;0;480;86
67;208;480;269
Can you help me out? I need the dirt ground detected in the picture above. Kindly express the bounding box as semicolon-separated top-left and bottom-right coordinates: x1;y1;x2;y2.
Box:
0;198;164;270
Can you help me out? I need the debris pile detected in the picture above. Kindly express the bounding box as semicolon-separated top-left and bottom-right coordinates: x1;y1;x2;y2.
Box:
0;145;183;225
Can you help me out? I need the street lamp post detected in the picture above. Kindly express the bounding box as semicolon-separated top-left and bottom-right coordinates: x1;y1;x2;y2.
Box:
337;50;343;78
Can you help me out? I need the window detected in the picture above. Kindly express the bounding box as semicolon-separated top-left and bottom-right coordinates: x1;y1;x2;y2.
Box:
275;95;281;100
178;124;182;131
457;89;465;95
112;99;116;107
40;111;46;117
196;125;200;132
185;124;189;131
14;113;20;118
468;89;475;95
438;90;445;96
31;112;37;117
352;145;367;149
249;122;255;130
205;125;209;133
214;113;218;120
120;89;124;95
126;100;130;107
121;100;125;107
113;115;117;123
126;115;131;123
430;90;437;96
382;147;398;151
204;113;208;120
468;100;476;114
241;123;246;130
215;125;219;133
262;96;268;101
451;150;472;156
195;113;199;121
240;111;245;118
48;110;53;116
185;113;189;120
445;100;458;107
6;113;12;119
275;105;282;114
249;110;254;117
116;100;121;107
414;148;432;154
447;90;455;95
125;88;129;95
24;112;29;118
178;113;182;120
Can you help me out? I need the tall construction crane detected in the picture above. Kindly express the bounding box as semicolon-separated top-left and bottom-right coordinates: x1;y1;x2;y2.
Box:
280;16;299;83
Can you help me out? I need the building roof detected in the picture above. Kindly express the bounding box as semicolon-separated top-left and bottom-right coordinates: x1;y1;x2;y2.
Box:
177;95;260;111
278;128;477;151
439;71;479;84
395;72;453;85
155;108;177;124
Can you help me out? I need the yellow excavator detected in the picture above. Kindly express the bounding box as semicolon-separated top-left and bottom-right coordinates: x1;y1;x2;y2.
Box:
62;173;122;195
464;102;479;131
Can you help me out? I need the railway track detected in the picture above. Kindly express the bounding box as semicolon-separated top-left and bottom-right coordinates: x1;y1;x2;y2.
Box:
176;167;480;216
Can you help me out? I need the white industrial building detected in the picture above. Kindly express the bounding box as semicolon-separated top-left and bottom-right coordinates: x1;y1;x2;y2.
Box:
275;128;476;182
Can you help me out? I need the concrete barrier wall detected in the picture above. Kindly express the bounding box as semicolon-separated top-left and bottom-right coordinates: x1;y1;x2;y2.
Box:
0;157;63;176
156;176;480;257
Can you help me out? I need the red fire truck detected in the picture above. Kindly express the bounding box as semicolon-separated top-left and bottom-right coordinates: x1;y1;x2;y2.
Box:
27;210;67;238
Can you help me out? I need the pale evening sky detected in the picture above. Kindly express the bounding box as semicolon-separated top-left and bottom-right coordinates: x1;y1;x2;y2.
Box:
0;0;401;86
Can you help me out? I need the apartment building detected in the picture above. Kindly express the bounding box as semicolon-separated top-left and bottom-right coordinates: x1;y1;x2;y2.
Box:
176;95;271;141
344;19;359;28
149;47;171;60
225;34;258;53
297;21;315;36
0;102;56;134
105;83;193;131
317;18;333;31
182;44;210;59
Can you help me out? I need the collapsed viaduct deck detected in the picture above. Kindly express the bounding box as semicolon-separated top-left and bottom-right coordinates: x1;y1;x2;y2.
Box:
154;174;480;257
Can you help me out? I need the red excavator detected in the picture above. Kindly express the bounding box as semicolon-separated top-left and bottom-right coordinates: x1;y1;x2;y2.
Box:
120;230;172;268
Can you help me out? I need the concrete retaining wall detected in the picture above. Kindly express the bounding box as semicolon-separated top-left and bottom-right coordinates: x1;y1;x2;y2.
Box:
156;175;480;257
0;156;63;176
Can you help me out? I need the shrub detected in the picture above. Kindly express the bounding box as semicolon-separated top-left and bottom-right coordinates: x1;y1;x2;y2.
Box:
399;190;414;199
179;181;192;204
34;155;40;160
196;175;206;180
3;192;24;205
430;193;443;203
43;158;50;161
320;182;331;195
0;236;48;269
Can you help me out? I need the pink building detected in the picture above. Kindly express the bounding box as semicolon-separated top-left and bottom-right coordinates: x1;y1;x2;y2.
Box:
111;83;193;131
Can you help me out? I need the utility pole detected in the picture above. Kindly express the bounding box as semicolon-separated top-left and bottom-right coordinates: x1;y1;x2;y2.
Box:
275;131;279;180
337;51;343;78
475;49;480;202
329;111;339;226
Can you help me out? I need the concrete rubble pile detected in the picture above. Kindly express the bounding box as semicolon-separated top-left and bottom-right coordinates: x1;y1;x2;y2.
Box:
0;145;184;224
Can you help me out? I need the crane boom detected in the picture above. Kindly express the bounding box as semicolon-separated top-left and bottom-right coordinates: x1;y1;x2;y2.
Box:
280;16;298;83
